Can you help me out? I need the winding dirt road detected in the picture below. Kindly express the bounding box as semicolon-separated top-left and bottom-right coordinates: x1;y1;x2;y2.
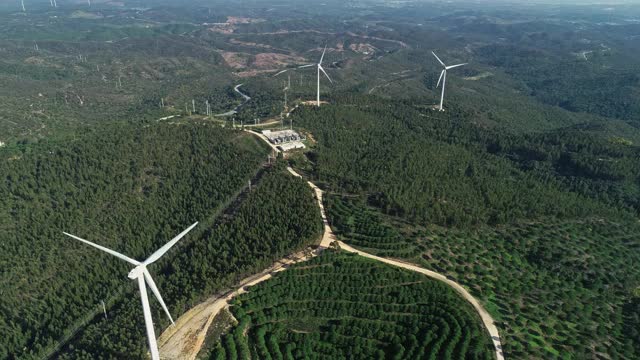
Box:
338;241;504;359
158;250;314;360
158;132;504;360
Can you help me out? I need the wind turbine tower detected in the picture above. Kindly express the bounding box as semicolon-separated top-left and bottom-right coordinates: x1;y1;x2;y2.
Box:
298;45;333;107
432;52;467;112
64;223;199;360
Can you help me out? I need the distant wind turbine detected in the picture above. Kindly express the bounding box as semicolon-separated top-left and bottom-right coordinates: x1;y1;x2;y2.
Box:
432;51;466;112
299;45;333;107
63;222;199;360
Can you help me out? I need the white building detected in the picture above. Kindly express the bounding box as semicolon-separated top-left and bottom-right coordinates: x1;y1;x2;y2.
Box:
263;129;306;145
279;142;306;152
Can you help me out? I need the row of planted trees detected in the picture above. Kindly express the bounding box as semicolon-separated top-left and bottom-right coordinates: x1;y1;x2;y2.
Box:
209;251;493;360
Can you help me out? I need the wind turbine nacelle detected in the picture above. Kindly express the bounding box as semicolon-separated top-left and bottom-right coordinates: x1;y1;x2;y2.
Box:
128;266;145;280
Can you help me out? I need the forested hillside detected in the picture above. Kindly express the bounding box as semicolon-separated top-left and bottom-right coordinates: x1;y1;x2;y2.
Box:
0;122;271;358
293;95;639;227
326;196;640;358
55;162;323;358
288;93;640;358
209;250;493;360
1;1;640;359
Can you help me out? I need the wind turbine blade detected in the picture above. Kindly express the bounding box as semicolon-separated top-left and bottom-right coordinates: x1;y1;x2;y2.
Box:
446;63;467;70
143;222;198;265
437;70;445;88
63;232;140;266
432;51;446;67
298;64;315;69
319;45;328;65
319;66;333;84
143;269;174;325
137;276;160;360
273;69;288;77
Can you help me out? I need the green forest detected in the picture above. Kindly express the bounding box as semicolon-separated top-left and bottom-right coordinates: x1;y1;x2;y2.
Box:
209;250;493;360
325;196;640;359
0;121;321;359
292;95;640;228
1;0;640;359
0;122;267;358
55;161;323;358
287;92;640;359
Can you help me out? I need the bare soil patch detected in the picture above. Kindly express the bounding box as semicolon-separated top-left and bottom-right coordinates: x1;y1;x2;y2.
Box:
349;43;377;54
219;51;250;69
252;53;306;69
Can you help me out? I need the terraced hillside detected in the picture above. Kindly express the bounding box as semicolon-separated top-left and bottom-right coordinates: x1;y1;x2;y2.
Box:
208;251;494;360
326;196;640;359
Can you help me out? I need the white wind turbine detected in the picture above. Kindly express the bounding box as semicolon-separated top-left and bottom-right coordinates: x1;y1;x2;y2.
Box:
298;45;333;107
432;51;467;112
63;222;199;360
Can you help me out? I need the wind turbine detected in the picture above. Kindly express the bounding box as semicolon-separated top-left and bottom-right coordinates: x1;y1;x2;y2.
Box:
63;222;199;360
432;51;466;112
298;45;333;107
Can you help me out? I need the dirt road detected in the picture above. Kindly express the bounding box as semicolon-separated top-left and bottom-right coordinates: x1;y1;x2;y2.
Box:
287;167;336;249
159;132;504;360
337;241;504;360
157;251;315;360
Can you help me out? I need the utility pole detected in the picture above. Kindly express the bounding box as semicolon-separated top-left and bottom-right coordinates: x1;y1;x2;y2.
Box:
192;99;195;114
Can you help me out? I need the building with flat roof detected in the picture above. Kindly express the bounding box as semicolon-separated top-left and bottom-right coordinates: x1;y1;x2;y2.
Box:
263;130;306;145
279;142;306;152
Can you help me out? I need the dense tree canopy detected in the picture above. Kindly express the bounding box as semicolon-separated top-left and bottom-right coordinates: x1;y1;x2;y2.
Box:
292;96;639;228
0;122;296;358
54;161;323;358
326;196;640;359
209;251;494;360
